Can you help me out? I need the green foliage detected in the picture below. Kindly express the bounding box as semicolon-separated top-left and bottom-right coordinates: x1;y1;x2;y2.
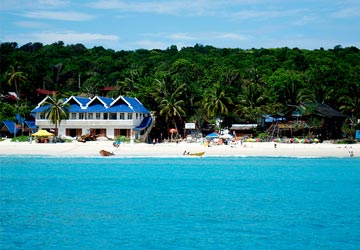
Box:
0;101;16;121
0;42;359;132
11;135;30;142
115;135;130;143
336;139;356;144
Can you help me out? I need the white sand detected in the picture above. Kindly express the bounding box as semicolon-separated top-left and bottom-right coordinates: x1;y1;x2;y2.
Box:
0;139;359;158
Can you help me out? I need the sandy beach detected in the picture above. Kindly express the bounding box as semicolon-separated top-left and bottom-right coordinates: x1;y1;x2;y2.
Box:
0;139;358;158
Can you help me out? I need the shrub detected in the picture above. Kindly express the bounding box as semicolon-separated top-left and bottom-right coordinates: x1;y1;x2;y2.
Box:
11;135;30;142
115;135;130;143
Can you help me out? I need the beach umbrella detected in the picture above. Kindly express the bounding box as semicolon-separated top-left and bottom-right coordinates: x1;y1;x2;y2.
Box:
169;128;177;134
32;129;54;137
169;128;177;142
220;133;233;139
205;132;219;139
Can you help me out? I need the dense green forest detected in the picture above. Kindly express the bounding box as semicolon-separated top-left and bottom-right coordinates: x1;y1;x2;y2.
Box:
1;41;359;134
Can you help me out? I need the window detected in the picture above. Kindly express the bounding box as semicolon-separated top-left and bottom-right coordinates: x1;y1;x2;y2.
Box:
119;113;124;120
71;113;77;119
103;113;108;120
88;113;93;119
136;113;138;119
96;113;101;119
79;113;84;119
110;113;117;120
127;113;132;119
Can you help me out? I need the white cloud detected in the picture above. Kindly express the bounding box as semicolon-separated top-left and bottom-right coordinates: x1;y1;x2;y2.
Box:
88;0;226;15
38;0;70;8
15;21;48;29
161;32;249;42
168;33;197;40
230;8;304;20
0;0;69;10
32;31;119;44
22;11;93;21
331;8;360;18
134;40;168;50
214;32;248;40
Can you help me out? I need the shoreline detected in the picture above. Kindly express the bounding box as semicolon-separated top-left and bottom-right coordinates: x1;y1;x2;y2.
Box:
0;139;358;158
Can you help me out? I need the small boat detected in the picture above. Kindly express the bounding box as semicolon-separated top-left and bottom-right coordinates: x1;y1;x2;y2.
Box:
183;150;205;157
189;152;205;157
99;149;114;156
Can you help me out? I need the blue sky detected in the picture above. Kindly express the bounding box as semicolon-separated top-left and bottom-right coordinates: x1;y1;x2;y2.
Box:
1;0;359;51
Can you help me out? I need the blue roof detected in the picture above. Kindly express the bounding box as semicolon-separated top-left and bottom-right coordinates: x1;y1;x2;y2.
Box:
98;97;113;107
133;116;152;131
84;103;107;113
73;97;91;106
1;120;19;134
31;104;49;113
107;104;133;112
32;95;150;114
16;114;25;124
123;97;150;114
69;103;83;112
25;120;37;129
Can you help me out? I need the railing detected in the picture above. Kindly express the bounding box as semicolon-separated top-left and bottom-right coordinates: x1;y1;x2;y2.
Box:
141;114;156;142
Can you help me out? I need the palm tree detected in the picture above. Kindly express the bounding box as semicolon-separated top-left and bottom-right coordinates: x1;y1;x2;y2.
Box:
202;82;232;120
234;81;267;122
152;75;186;139
6;65;28;99
41;94;70;142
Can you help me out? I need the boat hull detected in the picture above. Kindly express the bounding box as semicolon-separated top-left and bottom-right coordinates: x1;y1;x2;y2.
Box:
99;150;114;156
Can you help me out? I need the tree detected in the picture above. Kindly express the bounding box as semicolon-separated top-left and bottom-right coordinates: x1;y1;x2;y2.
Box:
233;68;278;122
41;94;70;142
202;81;232;121
153;75;186;138
6;65;28;99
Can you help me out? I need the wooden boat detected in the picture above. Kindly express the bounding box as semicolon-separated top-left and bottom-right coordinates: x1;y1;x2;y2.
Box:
188;151;205;157
99;149;114;156
183;151;205;157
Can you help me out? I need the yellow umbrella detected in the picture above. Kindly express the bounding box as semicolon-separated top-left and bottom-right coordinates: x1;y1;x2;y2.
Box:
32;129;54;137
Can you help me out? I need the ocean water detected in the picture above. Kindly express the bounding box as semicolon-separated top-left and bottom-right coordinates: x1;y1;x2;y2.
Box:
1;156;360;250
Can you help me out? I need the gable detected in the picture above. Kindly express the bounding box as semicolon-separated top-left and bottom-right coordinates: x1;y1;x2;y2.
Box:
32;95;150;114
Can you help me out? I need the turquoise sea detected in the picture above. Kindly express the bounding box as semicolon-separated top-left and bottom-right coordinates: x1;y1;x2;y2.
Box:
1;156;360;250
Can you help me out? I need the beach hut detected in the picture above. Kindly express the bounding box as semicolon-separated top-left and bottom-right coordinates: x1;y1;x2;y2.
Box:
0;120;19;138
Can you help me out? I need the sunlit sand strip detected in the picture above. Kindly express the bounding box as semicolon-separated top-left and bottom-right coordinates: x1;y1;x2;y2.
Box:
0;139;358;158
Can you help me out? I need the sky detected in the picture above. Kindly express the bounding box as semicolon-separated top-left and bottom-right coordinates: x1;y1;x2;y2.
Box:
1;0;360;51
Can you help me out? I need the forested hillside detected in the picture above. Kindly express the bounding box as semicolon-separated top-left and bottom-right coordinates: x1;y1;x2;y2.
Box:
1;42;359;132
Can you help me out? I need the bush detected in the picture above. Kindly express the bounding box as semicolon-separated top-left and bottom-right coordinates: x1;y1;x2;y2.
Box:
337;139;356;144
115;135;130;143
11;135;30;142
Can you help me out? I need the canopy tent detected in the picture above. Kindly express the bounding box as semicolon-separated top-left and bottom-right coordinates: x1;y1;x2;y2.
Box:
205;132;219;138
220;133;234;139
32;129;54;137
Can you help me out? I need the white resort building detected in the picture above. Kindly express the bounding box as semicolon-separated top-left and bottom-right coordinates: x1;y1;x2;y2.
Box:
31;95;153;140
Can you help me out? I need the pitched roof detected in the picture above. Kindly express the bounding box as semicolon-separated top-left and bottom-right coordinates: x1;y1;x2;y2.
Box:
0;120;19;134
16;114;25;124
281;102;347;118
311;103;347;118
133;116;152;131
32;95;150;114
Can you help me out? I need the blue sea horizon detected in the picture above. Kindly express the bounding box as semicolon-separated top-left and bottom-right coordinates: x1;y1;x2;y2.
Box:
1;156;359;249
